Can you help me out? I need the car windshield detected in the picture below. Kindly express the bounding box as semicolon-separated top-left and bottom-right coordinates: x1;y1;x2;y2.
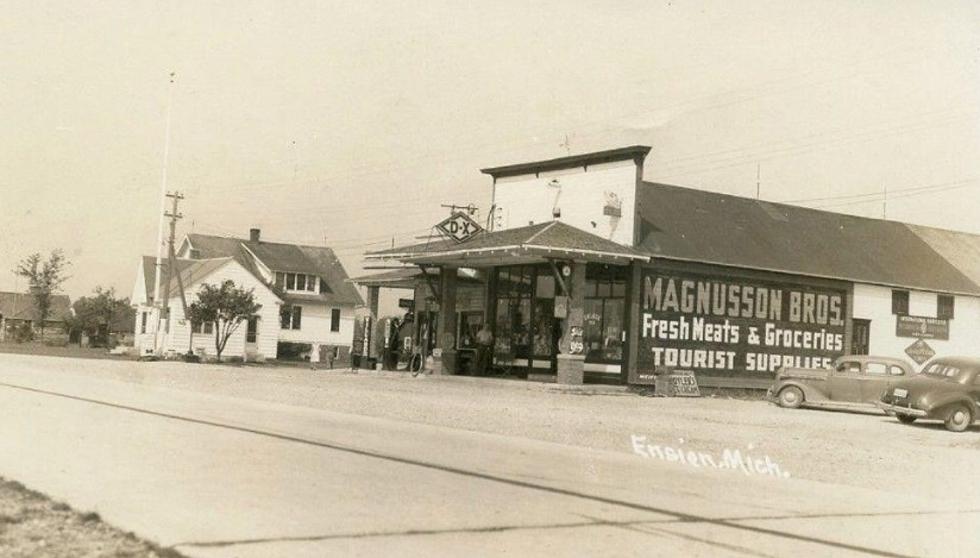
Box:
922;362;967;380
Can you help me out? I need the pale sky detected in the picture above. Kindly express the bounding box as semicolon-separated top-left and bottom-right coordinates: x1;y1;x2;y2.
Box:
1;1;978;305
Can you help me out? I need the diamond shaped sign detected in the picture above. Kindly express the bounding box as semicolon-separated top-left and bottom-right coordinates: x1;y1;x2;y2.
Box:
904;338;935;365
435;211;483;243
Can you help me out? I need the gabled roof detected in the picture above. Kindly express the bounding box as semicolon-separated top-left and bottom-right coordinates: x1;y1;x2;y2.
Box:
184;233;364;306
636;182;980;295
140;256;236;302
905;224;980;289
0;292;72;322
367;220;648;267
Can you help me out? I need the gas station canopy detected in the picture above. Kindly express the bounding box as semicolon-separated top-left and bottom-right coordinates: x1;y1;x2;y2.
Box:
364;220;650;268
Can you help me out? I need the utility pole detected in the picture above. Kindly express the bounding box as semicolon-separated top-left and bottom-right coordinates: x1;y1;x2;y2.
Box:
756;163;761;200
152;72;176;354
160;192;185;336
560;134;571;155
882;185;888;219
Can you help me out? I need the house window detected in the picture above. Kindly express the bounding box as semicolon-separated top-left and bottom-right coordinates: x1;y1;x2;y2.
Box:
891;290;909;315
320;278;329;293
246;317;258;343
140;312;147;334
192;321;214;335
280;305;302;330
937;295;954;320
277;273;319;293
331;308;341;332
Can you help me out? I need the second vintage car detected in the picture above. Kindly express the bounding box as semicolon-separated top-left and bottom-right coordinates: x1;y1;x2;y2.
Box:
878;356;980;432
768;355;915;412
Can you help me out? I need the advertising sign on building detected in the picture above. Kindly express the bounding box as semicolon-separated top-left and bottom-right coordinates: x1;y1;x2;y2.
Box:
895;315;949;340
904;338;935;365
632;269;848;385
435;211;483;243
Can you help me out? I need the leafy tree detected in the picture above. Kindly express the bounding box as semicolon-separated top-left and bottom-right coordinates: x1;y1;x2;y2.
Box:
13;250;70;338
186;280;261;360
67;286;130;346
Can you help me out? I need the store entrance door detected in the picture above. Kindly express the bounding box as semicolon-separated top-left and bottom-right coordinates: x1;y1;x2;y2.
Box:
492;265;558;379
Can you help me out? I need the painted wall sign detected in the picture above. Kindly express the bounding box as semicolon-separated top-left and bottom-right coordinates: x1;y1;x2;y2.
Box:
435;211;483;243
904;338;935;365
632;269;848;384
895;315;949;340
568;325;584;355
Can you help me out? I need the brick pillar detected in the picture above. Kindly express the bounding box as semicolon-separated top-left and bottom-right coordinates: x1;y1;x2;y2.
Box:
432;266;457;375
557;261;587;384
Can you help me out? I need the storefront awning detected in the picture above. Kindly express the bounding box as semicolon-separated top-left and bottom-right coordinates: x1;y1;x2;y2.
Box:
365;221;650;267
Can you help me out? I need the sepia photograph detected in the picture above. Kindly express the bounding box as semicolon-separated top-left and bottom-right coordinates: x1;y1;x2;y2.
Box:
1;1;978;556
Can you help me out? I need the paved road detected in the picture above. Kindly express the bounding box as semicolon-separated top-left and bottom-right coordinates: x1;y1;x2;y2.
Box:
0;355;976;557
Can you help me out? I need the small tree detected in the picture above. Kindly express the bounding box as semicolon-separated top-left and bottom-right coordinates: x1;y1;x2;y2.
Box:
186;280;261;360
14;250;70;339
68;286;128;346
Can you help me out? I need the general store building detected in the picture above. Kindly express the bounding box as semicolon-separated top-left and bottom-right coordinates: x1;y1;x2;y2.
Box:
360;146;980;388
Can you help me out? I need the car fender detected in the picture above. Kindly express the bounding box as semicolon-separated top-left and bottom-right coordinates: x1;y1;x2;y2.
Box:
923;394;978;419
773;380;828;403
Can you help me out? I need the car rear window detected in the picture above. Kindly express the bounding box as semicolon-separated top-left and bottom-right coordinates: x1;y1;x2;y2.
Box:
923;363;962;378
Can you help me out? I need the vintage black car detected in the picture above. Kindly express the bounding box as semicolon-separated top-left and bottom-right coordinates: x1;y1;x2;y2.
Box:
878;356;980;432
768;355;915;412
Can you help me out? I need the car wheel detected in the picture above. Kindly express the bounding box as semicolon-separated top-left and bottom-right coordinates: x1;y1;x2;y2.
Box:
778;386;804;409
944;405;974;433
896;414;917;424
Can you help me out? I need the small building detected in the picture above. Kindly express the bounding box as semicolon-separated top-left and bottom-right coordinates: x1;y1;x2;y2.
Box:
0;291;72;342
131;228;363;361
360;146;980;388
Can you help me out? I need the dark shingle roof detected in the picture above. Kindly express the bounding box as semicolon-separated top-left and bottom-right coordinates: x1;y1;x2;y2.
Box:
185;233;363;306
0;292;72;322
140;256;206;303
636;182;980;295
367;221;648;264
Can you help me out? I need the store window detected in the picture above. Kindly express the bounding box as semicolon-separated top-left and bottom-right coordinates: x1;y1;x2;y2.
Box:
938;295;954;320
583;264;627;363
851;319;870;355
891;290;909;315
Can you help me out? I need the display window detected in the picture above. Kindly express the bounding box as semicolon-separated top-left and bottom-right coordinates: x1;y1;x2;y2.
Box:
584;264;627;364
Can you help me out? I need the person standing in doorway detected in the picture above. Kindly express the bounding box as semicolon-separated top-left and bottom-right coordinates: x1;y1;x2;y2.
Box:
475;324;493;376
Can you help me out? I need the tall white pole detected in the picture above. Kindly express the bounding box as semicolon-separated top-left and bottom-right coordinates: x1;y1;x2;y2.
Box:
152;72;176;352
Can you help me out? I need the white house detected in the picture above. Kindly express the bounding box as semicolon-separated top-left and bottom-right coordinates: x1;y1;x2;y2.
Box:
132;228;363;362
